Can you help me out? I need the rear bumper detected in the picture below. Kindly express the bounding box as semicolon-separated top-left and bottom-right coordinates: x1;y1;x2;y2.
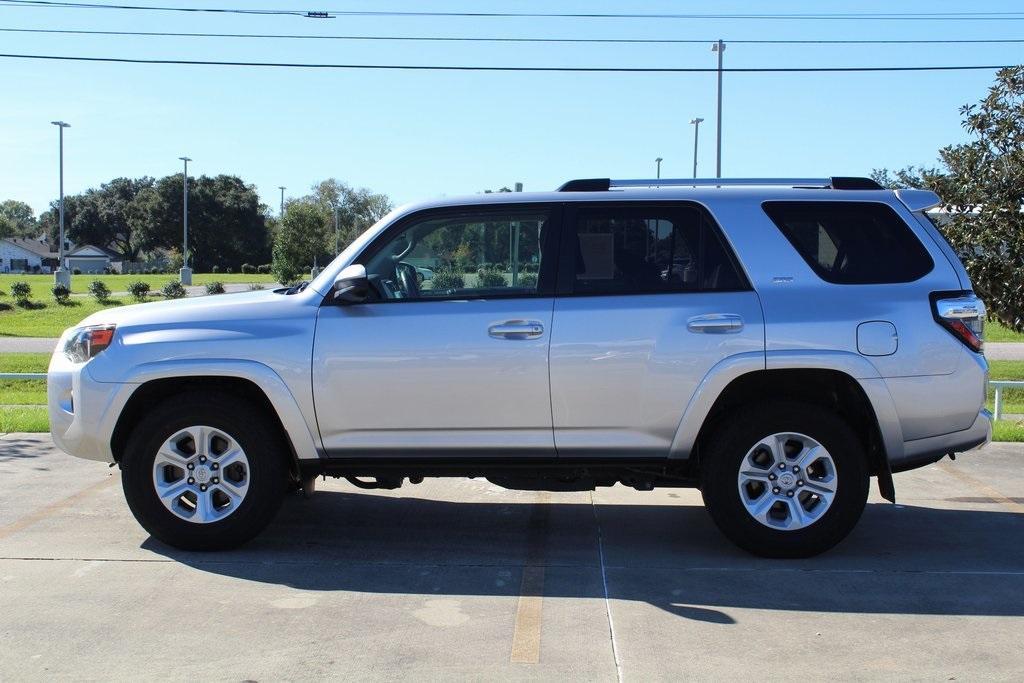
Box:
889;409;992;474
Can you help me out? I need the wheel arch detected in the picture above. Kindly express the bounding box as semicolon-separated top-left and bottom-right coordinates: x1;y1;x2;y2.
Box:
109;360;321;470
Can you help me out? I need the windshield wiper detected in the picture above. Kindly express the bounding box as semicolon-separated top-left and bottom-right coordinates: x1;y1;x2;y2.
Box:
284;280;309;295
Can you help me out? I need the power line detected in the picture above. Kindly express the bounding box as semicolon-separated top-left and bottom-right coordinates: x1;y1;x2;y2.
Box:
4;26;1024;45
2;1;1024;21
0;53;1014;72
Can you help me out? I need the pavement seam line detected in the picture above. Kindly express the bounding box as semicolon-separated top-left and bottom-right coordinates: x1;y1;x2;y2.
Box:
937;461;1024;514
0;476;116;541
591;492;623;683
510;491;549;664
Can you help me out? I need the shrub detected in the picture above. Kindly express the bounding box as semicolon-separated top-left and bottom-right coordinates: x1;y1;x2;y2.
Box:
431;267;464;290
127;281;151;302
88;280;111;302
211;265;221;274
162;280;186;299
205;281;225;295
247;283;265;291
11;281;31;304
51;283;71;305
257;263;271;274
241;263;256;274
477;266;507;288
517;272;539;289
272;259;301;287
72;267;82;275
225;267;233;274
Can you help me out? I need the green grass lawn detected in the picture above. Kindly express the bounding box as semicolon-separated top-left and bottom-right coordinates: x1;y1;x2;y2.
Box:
986;320;1024;343
0;272;279;296
0;352;48;408
0;296;133;337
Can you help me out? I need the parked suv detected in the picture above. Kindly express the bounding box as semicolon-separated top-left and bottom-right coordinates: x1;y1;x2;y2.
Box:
48;177;991;557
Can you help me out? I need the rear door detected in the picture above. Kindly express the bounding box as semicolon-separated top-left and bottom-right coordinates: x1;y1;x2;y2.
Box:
549;201;764;458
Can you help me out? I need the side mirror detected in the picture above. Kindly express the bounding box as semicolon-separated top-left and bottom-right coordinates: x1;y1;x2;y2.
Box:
333;264;369;304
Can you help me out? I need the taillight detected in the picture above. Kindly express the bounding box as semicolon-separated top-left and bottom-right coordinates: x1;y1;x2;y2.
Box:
64;324;117;363
932;293;985;353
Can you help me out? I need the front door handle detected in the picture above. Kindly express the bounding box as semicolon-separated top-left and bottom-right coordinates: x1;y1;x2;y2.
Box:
687;313;744;334
489;320;544;340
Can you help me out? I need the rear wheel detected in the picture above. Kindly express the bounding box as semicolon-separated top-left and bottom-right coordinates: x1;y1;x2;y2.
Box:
700;402;869;558
121;392;288;550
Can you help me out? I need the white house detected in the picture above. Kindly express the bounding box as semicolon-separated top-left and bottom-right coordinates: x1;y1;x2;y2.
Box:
66;244;114;273
0;238;57;274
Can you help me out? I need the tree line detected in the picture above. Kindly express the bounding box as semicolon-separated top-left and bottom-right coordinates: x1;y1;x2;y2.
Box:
0;175;391;278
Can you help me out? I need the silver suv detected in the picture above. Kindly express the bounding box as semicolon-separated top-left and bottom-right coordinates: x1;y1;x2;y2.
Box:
47;177;991;557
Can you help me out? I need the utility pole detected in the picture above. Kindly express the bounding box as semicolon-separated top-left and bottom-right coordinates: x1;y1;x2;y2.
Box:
712;40;726;178
278;186;286;218
690;118;704;178
334;205;340;255
179;157;192;284
50;121;71;288
655;157;663;179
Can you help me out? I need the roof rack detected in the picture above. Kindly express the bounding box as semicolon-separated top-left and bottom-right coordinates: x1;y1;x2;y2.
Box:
556;176;883;192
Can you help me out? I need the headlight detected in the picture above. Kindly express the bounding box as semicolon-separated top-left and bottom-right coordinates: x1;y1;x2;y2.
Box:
64;325;117;363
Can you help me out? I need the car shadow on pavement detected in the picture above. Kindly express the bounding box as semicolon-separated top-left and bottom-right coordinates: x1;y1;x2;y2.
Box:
143;490;1024;621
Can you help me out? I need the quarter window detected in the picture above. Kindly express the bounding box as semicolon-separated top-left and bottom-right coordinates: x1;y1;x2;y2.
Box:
763;201;934;284
363;208;552;300
566;204;747;295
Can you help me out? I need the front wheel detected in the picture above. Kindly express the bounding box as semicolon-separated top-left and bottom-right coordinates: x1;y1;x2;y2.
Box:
121;392;288;551
700;402;869;558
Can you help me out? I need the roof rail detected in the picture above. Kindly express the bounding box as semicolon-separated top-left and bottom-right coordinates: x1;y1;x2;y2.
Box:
556;177;883;192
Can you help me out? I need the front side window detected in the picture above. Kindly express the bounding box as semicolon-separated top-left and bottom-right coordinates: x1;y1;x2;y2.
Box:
363;207;552;300
763;201;934;284
567;204;747;295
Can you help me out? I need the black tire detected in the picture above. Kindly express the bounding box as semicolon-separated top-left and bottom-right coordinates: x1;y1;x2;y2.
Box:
121;391;289;551
700;401;869;558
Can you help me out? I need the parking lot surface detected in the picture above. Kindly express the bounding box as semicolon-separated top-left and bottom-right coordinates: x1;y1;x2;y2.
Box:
1;434;1022;681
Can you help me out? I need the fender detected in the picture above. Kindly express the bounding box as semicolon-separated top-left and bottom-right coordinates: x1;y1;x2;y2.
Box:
113;358;323;461
669;349;906;468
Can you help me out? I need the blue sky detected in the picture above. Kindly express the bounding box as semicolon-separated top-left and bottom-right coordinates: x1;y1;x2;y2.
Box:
1;0;1022;216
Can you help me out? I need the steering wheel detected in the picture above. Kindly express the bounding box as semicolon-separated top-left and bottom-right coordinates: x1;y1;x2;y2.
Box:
395;261;420;298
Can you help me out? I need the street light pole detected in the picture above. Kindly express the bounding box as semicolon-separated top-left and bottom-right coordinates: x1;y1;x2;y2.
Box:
278;186;286;218
50;121;71;288
655;157;663;179
179;156;192;285
689;117;704;178
712;40;726;178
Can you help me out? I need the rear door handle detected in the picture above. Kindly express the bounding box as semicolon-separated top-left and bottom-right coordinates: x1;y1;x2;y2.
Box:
687;314;744;333
489;320;544;340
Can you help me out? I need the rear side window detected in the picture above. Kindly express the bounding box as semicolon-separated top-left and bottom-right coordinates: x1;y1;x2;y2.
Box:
565;203;748;296
762;201;933;284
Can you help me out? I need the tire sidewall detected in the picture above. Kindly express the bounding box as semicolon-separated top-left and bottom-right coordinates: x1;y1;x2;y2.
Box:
701;402;869;558
121;393;287;550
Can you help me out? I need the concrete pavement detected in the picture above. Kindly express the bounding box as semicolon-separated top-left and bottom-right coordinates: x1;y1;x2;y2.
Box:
1;434;1023;680
986;342;1024;361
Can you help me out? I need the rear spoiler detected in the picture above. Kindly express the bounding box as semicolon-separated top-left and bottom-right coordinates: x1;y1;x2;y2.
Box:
895;189;941;212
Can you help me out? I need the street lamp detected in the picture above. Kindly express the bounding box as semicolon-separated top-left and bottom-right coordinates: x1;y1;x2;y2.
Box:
179;156;192;285
278;186;286;218
689;118;704;178
655;157;663;179
711;40;726;178
50;121;71;288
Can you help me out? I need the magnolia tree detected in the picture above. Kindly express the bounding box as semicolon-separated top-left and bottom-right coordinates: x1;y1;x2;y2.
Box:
873;66;1024;332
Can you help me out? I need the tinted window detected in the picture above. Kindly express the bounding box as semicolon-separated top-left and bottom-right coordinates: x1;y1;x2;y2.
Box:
763;201;933;284
363;208;551;300
567;204;746;295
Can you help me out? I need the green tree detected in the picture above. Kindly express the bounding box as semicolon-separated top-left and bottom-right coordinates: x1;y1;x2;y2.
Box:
0;200;37;237
134;174;271;271
272;199;330;284
874;66;1024;332
306;179;392;255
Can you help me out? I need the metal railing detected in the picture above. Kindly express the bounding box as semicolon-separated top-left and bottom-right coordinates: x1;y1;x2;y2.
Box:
992;380;1024;421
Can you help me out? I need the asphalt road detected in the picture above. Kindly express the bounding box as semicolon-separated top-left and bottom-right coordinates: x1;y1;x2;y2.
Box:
1;435;1022;680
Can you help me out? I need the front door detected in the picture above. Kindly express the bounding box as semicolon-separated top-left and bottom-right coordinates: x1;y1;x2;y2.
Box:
550;201;765;458
313;203;561;458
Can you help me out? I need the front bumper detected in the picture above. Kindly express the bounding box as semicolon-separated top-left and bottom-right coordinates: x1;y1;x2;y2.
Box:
889;409;993;474
48;351;136;463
